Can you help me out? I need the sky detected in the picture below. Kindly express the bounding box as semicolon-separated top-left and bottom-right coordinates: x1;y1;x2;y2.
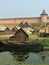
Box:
0;0;49;18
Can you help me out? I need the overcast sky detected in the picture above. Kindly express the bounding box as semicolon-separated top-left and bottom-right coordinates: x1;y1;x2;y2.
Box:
0;0;49;18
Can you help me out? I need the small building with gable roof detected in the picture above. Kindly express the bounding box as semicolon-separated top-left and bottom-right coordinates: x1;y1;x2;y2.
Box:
9;28;29;43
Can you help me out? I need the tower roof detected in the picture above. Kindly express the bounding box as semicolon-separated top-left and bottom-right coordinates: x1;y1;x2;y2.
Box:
41;10;48;15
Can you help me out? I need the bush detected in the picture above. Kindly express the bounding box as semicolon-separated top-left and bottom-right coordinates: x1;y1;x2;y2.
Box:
4;38;9;42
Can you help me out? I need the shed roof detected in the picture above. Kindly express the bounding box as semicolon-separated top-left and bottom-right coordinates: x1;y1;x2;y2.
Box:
12;27;17;31
23;22;31;28
15;28;29;37
0;26;10;31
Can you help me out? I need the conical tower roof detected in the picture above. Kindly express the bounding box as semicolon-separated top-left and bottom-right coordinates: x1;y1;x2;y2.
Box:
41;10;48;15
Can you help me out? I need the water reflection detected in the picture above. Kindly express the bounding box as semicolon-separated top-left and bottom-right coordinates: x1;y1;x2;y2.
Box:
41;55;46;61
39;52;46;61
39;51;49;63
10;51;49;63
0;51;49;64
11;52;29;62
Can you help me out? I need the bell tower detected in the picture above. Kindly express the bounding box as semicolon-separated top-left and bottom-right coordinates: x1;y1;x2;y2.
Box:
40;10;48;22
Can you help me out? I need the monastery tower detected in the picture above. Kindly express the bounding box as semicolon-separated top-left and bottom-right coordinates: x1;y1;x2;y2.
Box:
40;10;48;22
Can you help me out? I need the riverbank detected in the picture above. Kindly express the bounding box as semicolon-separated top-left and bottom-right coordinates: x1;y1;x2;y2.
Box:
43;47;49;51
0;41;43;52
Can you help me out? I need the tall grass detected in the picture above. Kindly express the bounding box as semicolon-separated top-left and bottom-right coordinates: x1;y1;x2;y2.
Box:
29;34;49;47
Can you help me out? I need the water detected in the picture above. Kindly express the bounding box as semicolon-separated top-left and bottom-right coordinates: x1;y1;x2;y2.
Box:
0;51;49;65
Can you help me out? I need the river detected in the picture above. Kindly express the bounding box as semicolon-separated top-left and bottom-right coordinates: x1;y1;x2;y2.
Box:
0;51;49;65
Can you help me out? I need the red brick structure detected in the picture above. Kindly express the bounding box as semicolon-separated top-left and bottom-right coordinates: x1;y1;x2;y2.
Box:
0;10;49;26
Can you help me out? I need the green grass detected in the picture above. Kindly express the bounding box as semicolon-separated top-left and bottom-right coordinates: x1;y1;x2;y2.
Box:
0;35;13;42
29;33;49;47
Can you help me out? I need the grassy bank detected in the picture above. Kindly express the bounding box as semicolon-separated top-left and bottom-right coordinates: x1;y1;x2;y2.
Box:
0;34;49;47
0;35;13;42
29;34;49;47
0;32;49;47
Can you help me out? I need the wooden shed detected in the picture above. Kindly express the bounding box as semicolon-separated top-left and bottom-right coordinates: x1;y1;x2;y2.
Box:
0;27;11;35
23;22;31;28
19;22;24;28
4;27;10;31
12;27;17;32
39;27;49;37
9;28;29;43
19;22;31;28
